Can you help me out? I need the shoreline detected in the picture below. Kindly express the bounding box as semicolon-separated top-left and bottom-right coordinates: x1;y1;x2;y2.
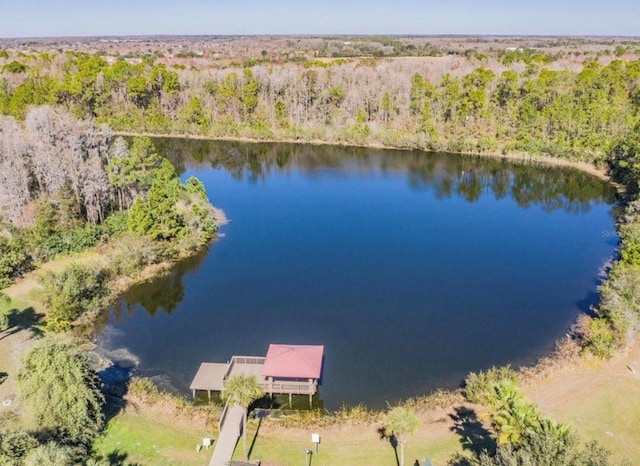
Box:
112;130;616;185
111;129;623;407
2;132;623;416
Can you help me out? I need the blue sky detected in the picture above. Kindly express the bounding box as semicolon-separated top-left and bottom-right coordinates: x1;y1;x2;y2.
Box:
0;0;638;38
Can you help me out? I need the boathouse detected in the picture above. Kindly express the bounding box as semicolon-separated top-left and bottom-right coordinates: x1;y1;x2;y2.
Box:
190;344;324;405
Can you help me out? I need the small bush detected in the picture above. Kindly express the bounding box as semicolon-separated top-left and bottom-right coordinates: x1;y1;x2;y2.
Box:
0;429;38;463
101;211;128;237
128;377;160;402
36;223;102;260
109;234;171;275
403;389;465;411
579;316;617;359
39;263;110;330
336;403;376;424
23;442;74;466
0;237;31;288
464;365;519;405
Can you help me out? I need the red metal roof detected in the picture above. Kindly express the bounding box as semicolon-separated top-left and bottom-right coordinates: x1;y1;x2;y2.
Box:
261;344;324;379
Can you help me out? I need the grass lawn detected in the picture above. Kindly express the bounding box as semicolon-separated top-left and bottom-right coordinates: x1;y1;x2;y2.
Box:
542;374;640;464
93;411;213;466
232;417;463;466
525;348;640;466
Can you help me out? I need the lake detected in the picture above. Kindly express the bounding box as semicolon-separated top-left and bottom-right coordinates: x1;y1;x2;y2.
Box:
94;139;618;409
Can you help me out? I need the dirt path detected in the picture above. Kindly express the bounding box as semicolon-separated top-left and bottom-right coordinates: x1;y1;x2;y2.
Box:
0;329;37;424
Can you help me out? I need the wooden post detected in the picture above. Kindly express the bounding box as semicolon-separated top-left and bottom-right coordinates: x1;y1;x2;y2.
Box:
208;390;211;401
289;392;292;408
192;389;196;399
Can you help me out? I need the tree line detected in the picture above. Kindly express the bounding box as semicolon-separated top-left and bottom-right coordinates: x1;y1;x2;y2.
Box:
1;52;639;163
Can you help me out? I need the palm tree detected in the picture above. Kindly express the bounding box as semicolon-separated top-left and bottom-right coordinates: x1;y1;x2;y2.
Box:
222;374;264;461
384;406;420;466
490;382;541;446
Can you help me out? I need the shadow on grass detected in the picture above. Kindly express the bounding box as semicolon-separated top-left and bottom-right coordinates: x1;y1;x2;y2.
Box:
449;406;496;456
377;426;400;466
247;419;262;460
0;306;43;341
247;413;267;460
91;449;143;466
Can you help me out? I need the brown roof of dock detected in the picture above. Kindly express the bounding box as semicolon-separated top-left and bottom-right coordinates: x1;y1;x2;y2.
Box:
261;344;324;379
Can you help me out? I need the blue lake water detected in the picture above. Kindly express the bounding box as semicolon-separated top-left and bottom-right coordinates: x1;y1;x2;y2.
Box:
95;140;618;409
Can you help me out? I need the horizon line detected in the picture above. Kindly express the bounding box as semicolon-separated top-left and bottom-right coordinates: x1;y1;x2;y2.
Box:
2;33;640;41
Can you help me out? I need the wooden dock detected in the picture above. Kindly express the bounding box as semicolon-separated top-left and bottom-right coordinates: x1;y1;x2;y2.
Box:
191;344;324;466
190;345;324;404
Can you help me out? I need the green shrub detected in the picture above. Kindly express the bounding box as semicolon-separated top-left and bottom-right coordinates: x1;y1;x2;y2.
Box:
3;61;28;74
464;365;519;406
39;263;110;330
128;377;161;402
18;337;105;448
580;316;617;359
101;211;129;237
474;430;613;466
109;233;170;275
619;220;640;267
36;223;102;260
23;442;74;466
0;429;39;464
0;237;31;288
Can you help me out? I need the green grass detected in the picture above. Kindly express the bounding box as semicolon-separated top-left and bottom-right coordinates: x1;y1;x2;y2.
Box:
93;412;212;466
550;376;640;464
232;418;462;466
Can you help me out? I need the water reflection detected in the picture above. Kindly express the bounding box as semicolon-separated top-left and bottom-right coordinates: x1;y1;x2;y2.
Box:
95;250;208;329
155;138;617;213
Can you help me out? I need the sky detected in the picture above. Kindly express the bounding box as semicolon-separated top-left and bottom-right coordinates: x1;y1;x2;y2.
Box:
0;0;638;38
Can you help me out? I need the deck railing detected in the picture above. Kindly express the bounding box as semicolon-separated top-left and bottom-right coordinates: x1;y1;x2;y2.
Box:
221;356;317;395
262;380;317;395
223;356;266;384
232;356;265;365
219;399;231;431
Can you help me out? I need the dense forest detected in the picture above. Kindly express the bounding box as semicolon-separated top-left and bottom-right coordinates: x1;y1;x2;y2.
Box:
0;49;639;163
